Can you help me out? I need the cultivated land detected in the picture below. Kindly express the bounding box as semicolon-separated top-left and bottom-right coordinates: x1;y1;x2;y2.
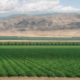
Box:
1;36;80;41
0;46;80;77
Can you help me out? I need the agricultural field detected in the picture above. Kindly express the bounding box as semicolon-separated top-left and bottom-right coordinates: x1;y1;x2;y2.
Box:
0;41;80;45
0;36;80;41
0;46;80;77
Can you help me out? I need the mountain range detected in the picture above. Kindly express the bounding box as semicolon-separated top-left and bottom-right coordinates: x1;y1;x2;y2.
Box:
0;14;80;37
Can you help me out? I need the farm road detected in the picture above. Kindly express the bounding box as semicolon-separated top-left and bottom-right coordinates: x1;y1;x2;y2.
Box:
0;77;80;80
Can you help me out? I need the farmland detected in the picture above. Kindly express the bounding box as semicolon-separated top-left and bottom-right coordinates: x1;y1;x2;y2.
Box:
0;41;80;46
0;36;80;41
0;46;80;77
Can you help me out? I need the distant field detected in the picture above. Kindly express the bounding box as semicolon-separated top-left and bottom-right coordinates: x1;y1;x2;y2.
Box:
0;36;80;41
0;46;80;77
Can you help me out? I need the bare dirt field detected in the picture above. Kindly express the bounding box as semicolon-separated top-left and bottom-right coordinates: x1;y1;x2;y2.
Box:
0;77;80;80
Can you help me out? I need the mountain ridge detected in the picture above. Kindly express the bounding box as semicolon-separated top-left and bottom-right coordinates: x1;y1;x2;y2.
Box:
0;14;80;37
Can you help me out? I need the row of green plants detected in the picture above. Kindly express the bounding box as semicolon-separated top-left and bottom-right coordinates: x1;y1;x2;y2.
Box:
0;42;80;45
0;46;80;77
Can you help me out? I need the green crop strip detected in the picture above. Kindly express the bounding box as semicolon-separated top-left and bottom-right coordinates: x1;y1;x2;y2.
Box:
0;46;80;77
0;42;80;46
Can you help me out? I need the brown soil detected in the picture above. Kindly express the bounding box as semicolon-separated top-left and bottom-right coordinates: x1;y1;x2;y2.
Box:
0;77;80;80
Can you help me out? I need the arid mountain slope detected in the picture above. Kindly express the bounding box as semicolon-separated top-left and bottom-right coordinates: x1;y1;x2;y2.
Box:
0;14;80;37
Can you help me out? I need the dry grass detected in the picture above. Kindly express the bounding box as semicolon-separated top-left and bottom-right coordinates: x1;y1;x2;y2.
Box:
0;29;80;37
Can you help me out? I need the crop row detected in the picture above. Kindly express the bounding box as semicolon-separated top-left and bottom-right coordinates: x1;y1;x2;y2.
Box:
0;46;80;77
0;42;80;45
0;56;80;77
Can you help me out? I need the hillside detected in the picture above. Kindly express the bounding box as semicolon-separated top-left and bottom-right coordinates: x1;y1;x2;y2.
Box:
0;14;80;37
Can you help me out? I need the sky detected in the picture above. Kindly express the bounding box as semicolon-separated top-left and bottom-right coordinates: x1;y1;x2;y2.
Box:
60;0;80;9
0;0;80;14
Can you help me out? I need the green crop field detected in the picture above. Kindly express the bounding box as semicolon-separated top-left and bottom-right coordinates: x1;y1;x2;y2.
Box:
0;36;80;41
0;46;80;77
1;41;80;46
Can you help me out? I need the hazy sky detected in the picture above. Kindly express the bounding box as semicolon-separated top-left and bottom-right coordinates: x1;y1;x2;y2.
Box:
0;0;80;13
60;0;80;9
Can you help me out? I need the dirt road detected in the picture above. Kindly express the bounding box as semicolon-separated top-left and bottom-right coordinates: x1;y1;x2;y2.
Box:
0;77;80;80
